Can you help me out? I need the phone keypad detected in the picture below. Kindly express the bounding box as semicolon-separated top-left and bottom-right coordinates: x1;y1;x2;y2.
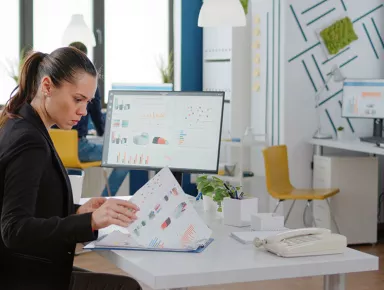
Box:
284;235;321;246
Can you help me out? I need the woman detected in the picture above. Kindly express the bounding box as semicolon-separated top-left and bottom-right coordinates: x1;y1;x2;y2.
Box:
0;47;140;290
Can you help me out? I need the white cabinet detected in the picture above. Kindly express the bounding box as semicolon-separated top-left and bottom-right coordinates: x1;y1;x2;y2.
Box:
313;155;378;244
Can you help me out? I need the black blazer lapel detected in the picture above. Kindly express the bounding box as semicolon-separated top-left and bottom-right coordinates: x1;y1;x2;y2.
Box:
18;103;74;214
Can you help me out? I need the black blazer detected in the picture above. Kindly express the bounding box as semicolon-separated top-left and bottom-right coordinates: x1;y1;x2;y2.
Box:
0;103;97;290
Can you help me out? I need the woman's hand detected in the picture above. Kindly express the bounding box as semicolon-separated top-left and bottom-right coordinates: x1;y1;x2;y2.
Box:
91;199;140;230
76;197;106;214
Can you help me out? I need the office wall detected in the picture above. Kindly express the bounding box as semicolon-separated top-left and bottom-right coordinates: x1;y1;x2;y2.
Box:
251;0;384;226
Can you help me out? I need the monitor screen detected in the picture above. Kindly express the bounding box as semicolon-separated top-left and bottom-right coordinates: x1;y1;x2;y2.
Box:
341;79;384;119
102;90;225;173
111;83;173;91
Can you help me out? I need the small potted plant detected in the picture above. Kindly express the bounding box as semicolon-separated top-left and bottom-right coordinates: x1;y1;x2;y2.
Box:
337;126;344;140
196;175;241;213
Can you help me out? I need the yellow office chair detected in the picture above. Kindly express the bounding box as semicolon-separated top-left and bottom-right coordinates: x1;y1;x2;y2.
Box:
262;145;340;232
49;129;101;169
49;129;111;196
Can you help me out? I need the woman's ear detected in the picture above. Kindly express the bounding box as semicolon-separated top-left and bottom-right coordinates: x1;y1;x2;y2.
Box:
40;76;53;96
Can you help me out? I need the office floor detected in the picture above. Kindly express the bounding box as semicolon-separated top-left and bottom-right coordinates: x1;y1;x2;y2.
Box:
74;243;383;290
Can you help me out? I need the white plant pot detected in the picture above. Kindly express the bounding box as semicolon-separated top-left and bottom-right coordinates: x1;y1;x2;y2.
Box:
202;195;216;212
202;195;224;218
223;197;259;227
337;131;345;141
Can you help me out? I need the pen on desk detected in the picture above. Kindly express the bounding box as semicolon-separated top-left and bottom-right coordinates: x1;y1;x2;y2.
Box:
230;184;238;199
223;183;235;199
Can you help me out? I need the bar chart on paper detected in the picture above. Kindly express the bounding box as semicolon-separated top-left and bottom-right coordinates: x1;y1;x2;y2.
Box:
149;237;164;248
181;225;197;246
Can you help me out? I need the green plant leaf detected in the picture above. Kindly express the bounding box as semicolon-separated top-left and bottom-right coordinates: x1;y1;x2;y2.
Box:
201;185;214;196
239;0;248;14
197;179;210;191
196;175;208;183
205;191;214;197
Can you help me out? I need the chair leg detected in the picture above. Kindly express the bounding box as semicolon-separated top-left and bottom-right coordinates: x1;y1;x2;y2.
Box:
303;200;314;227
102;169;112;197
273;200;283;214
311;203;317;228
326;198;341;234
285;200;296;224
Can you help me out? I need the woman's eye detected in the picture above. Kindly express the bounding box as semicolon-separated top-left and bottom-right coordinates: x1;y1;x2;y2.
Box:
74;98;82;103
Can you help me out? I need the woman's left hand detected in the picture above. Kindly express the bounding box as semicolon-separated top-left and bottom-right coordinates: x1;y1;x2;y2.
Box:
76;197;106;214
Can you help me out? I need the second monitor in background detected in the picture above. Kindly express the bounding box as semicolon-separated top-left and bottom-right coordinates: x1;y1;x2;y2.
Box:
102;90;225;185
341;79;384;143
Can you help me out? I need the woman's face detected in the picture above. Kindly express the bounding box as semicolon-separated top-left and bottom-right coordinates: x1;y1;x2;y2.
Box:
42;73;97;130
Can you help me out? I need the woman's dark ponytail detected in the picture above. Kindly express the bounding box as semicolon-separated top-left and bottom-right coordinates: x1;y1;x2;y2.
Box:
0;46;96;128
0;51;46;127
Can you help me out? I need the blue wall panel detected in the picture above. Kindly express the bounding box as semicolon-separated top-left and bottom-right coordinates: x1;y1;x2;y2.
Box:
180;0;203;196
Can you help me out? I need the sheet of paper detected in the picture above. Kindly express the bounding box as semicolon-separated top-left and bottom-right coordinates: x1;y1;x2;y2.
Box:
79;196;132;205
79;196;132;236
94;230;139;247
127;167;212;249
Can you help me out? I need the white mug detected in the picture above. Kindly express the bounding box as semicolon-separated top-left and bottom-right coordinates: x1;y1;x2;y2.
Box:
68;175;84;204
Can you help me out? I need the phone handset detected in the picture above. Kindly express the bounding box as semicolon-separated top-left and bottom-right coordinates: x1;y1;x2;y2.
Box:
253;227;331;248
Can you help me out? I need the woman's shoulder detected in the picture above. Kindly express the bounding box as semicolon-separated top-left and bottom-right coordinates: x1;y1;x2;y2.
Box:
1;117;48;148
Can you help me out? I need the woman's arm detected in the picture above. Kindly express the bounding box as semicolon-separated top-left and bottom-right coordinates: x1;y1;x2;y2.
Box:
1;133;97;250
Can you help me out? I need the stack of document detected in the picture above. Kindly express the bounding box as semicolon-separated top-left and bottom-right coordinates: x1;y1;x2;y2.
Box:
84;167;213;253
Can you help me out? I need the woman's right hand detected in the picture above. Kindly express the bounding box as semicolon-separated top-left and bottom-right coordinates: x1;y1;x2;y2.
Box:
91;198;140;230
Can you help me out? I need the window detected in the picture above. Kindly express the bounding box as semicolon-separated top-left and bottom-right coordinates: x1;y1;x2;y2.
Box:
0;1;19;105
104;0;169;102
33;0;93;60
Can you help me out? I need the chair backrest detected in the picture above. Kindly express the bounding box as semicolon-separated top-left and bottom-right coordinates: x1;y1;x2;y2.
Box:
262;145;294;197
49;129;81;169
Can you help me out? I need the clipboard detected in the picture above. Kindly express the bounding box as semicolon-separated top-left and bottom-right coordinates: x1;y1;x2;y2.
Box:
84;238;214;253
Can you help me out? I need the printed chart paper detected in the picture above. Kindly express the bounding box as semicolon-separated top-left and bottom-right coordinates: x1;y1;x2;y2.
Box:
126;167;212;249
87;167;212;250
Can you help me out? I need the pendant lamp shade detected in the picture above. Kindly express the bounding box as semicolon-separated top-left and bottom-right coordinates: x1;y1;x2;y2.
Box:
62;14;96;47
198;0;246;27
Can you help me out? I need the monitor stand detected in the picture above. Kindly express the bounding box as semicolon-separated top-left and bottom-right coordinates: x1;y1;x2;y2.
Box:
172;171;184;186
360;118;384;143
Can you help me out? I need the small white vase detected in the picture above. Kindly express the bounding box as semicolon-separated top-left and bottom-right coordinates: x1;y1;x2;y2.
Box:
202;195;216;212
337;131;345;141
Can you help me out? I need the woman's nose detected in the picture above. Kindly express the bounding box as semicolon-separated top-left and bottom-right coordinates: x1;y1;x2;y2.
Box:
78;106;88;116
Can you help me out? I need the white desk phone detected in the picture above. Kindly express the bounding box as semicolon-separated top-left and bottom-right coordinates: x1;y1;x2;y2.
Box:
253;228;347;258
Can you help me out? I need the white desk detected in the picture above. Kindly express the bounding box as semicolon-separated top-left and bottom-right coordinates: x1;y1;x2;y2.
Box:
96;204;378;290
309;138;384;156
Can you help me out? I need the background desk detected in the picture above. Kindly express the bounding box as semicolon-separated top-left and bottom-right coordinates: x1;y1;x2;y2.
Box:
96;203;378;290
309;139;380;244
309;139;384;156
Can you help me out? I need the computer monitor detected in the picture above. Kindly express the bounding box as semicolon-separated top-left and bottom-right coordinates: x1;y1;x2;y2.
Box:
111;83;173;91
341;79;384;140
102;90;225;185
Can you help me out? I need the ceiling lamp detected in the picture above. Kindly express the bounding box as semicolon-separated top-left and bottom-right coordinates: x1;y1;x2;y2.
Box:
62;14;96;47
198;0;246;27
